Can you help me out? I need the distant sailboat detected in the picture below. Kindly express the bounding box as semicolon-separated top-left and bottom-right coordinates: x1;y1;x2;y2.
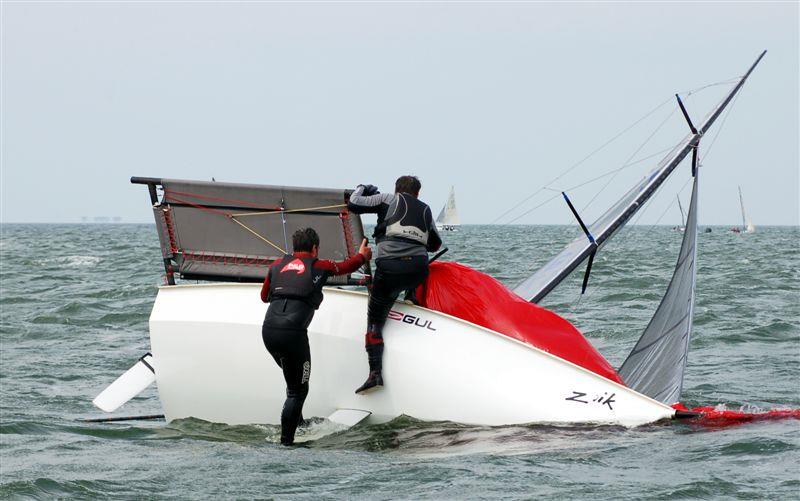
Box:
732;185;755;233
673;195;686;233
436;186;460;231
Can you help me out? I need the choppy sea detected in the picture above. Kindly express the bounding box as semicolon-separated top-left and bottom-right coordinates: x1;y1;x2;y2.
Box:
1;223;798;499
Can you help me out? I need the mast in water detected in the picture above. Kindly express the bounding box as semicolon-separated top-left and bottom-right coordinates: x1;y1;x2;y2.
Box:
513;51;767;304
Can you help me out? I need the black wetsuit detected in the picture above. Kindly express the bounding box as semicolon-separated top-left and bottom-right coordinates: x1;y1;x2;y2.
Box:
348;188;442;375
261;300;313;446
260;252;365;445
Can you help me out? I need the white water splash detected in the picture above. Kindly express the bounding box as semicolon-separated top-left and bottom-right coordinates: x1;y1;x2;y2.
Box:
37;255;103;267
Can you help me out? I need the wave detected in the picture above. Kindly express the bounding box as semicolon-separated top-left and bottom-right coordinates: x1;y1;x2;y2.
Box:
34;255;102;268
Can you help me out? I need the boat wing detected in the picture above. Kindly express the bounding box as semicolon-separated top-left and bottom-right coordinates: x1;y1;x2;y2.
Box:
131;177;367;283
618;170;699;404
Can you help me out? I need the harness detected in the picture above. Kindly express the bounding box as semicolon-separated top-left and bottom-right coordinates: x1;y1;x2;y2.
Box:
374;193;430;246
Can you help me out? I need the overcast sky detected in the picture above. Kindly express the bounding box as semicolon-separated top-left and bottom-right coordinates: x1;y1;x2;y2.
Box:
2;1;797;225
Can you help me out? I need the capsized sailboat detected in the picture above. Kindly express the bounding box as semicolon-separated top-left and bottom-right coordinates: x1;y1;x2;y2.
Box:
93;51;766;429
436;186;460;231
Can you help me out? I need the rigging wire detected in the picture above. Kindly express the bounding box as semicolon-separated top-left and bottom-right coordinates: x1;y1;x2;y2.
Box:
642;177;693;231
504;191;564;225
558;145;676;193
580;106;679;213
680;76;741;97
493;77;740;227
699;87;743;164
491;95;675;224
505;144;678;226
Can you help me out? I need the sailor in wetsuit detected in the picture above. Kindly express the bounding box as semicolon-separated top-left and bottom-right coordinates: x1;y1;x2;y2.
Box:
347;176;442;394
260;228;372;445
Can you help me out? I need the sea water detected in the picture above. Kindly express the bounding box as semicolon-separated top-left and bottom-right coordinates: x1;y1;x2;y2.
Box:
1;224;798;499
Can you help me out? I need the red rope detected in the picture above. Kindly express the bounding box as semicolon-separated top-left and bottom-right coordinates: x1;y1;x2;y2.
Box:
161;208;179;254
339;209;356;258
162;193;232;218
163;189;281;211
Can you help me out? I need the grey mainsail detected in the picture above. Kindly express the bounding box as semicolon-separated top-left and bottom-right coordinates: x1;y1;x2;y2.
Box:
133;177;367;283
513;51;766;303
618;171;699;404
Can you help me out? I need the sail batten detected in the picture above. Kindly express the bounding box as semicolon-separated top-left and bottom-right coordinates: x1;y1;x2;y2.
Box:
513;51;765;303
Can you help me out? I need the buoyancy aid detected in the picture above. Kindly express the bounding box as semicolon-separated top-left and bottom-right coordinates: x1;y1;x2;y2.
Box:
374;193;430;245
268;255;326;309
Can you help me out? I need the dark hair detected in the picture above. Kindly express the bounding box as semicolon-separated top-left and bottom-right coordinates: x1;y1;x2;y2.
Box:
292;228;320;252
395;175;421;197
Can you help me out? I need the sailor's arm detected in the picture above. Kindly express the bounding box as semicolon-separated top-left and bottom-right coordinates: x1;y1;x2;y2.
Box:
425;207;443;252
347;185;391;214
315;239;372;276
259;267;273;303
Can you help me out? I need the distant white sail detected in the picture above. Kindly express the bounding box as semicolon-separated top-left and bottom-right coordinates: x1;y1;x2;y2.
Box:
436;186;460;230
739;186;756;233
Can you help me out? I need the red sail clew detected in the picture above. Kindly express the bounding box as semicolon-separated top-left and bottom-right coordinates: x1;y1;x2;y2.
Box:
416;261;624;385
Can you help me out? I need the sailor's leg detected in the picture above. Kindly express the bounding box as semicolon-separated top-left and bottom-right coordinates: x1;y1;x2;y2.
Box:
357;262;403;394
278;330;310;446
261;322;285;368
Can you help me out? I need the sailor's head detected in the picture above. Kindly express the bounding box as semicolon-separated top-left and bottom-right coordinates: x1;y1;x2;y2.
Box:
395;175;421;198
293;227;320;257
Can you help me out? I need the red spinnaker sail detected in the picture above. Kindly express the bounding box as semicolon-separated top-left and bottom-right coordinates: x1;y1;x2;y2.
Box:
416;262;624;385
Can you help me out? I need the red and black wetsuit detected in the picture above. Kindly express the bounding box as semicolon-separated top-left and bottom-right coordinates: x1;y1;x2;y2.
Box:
260;251;365;445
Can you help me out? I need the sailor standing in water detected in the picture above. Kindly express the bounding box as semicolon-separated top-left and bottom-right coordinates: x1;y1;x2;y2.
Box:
348;176;442;394
260;228;372;445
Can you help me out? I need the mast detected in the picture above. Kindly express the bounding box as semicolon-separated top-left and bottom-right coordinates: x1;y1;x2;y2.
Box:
677;195;686;228
514;51;766;303
738;185;747;230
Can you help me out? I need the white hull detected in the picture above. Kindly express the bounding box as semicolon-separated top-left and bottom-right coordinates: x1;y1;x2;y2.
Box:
145;284;675;427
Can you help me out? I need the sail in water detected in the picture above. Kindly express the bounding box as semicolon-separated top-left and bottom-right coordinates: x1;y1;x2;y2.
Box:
738;185;756;233
512;51;766;304
618;170;700;404
436;186;460;231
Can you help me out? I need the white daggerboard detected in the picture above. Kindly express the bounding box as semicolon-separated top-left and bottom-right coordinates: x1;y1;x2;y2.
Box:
327;409;371;427
92;354;157;413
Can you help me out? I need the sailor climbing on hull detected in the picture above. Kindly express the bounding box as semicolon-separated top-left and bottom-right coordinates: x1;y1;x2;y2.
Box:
348;176;442;394
260;228;371;445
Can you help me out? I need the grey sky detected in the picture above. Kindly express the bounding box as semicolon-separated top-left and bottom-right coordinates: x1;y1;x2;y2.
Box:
2;1;797;226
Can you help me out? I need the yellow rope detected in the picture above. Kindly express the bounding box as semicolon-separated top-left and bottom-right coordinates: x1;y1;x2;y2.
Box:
231;203;346;218
229;217;286;255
